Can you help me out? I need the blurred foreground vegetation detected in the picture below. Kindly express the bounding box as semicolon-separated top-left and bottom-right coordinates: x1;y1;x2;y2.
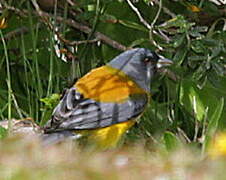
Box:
0;0;226;179
0;134;226;179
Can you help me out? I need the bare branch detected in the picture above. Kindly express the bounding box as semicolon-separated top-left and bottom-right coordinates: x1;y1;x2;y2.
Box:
152;0;176;18
53;15;128;51
30;0;42;16
151;0;162;29
126;0;152;29
3;26;29;41
149;0;163;50
1;3;128;51
126;0;163;50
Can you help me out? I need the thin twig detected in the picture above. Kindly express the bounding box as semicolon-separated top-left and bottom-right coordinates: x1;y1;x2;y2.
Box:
151;0;162;28
157;29;171;42
1;2;27;17
69;39;99;46
126;0;163;50
158;68;179;82
66;0;75;6
149;0;163;50
50;15;128;51
152;0;176;18
30;0;43;16
1;4;128;51
11;92;24;119
31;0;128;51
32;10;98;47
126;0;152;29
177;127;191;143
3;26;29;41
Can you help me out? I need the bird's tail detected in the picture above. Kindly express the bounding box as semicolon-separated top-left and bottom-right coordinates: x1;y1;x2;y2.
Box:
41;131;80;146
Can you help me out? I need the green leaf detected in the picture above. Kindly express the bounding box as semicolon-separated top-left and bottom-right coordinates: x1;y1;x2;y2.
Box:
158;15;186;29
202;98;224;154
207;98;224;135
189;26;207;38
164;131;181;151
173;47;188;65
192;26;208;33
118;20;148;32
188;56;207;62
191;40;206;53
158;15;194;33
0;126;7;139
203;2;221;17
173;34;185;48
180;80;206;121
40;93;61;110
179;79;225;125
100;14;117;23
210;45;222;59
129;38;149;47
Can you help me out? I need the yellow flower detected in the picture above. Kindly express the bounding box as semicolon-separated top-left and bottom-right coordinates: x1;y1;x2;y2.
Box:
187;5;201;12
0;18;7;29
208;132;226;158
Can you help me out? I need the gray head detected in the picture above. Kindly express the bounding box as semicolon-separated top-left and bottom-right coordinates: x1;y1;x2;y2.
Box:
108;48;172;92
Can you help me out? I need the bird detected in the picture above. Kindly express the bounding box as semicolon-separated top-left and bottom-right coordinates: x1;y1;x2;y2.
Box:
42;48;172;149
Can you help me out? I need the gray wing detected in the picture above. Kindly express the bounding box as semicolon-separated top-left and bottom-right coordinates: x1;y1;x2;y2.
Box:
44;87;148;132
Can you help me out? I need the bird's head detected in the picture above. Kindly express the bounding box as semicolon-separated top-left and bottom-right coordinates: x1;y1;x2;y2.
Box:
108;48;173;92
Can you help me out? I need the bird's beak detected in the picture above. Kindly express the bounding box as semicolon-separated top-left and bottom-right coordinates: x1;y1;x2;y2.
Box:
157;55;173;69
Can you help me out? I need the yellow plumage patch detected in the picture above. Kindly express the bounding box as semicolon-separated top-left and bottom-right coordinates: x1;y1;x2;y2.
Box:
75;65;147;103
78;120;136;149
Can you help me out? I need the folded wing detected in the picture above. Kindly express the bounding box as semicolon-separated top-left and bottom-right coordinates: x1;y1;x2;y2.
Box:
44;87;148;132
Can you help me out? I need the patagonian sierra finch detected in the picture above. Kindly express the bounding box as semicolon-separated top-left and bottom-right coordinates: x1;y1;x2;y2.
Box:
42;48;173;149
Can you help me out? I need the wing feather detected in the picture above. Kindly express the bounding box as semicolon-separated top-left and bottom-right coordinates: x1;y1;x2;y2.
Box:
45;86;148;132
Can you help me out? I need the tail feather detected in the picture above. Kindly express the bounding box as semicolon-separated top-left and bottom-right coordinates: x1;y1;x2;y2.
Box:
41;131;80;146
